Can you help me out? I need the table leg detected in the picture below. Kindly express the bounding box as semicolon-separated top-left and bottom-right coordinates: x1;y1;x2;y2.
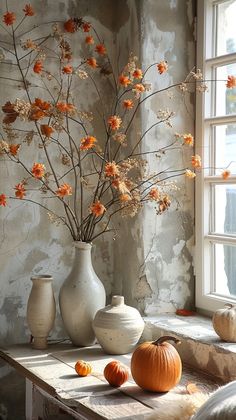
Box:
25;379;33;420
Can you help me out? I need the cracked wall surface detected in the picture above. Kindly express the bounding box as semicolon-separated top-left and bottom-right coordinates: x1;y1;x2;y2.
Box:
114;0;196;314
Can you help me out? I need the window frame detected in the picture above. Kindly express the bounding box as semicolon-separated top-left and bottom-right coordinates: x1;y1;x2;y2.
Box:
195;0;236;313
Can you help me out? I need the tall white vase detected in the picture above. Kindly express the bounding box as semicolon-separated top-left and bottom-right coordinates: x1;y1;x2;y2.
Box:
59;241;106;346
26;275;56;350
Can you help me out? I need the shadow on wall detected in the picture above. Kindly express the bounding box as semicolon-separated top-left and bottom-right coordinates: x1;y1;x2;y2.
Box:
0;367;25;420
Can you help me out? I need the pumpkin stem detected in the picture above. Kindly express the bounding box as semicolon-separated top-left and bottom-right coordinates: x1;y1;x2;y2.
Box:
225;303;234;309
153;335;181;346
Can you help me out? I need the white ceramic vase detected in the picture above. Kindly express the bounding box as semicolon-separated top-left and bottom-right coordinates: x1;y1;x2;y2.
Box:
93;295;145;354
26;275;56;350
59;241;106;347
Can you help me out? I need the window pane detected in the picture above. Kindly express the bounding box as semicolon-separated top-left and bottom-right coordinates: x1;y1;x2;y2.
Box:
214;124;236;175
214;243;236;297
216;1;236;56
213;184;236;234
215;63;236;116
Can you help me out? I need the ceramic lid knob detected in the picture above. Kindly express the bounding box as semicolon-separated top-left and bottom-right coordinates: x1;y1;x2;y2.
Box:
111;295;124;306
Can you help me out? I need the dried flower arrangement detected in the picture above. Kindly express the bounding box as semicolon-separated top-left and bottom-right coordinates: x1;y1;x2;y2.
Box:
0;4;235;242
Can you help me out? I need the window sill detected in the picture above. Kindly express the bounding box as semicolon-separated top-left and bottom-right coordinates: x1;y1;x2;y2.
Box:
143;313;236;383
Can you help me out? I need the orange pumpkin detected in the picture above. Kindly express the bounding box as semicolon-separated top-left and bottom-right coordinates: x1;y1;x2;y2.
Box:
131;335;182;392
104;360;129;387
75;360;92;377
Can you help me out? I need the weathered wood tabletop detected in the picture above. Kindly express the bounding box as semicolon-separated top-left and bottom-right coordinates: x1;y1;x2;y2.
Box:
0;342;223;419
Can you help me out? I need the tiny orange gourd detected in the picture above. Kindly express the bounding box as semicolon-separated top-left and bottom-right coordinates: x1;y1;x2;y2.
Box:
75;360;92;377
131;335;182;392
104;360;129;387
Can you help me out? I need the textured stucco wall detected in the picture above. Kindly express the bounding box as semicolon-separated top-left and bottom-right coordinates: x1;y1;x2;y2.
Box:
0;0;118;348
140;0;196;315
113;0;196;314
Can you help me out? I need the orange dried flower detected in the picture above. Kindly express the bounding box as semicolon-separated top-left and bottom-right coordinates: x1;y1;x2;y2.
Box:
176;309;196;317
133;69;143;79
3;11;16;26
82;22;91;32
56;183;72;197
157;60;168;74
185;169;196;178
62;65;73;74
33;60;43;74
226;75;236;89
40;124;54;138
64;18;76;33
56;102;75;113
86;58;98;68
95;44;106;55
85;35;94;45
133;83;145;92
191;154;201;168
149;187;160;201
222;170;231;180
29;109;45;121
159;195;171;213
183;133;194;146
23;4;35;16
123;99;134;109
119;193;131;202
105;162;120;178
34;98;51;111
118;74;131;87
15;183;26;199
0;194;7;207
9;144;20;156
90;200;106;217
31;163;45;179
107;115;122;131
80;136;97;150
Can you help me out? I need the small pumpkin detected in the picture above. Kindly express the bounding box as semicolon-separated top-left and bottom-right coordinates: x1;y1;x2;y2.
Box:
104;360;129;387
75;360;92;377
131;335;182;392
212;303;236;342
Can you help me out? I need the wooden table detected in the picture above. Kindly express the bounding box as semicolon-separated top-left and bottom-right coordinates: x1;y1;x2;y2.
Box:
0;342;222;419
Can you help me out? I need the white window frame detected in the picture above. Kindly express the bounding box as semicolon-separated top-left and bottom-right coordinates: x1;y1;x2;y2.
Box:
196;0;236;312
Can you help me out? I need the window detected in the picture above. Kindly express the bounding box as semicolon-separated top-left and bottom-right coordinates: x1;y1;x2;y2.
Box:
196;0;236;312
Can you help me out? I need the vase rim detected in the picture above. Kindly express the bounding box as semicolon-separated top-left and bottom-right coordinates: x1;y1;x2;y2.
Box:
73;241;92;250
31;274;53;281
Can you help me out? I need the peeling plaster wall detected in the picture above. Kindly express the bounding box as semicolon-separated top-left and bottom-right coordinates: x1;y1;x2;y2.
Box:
0;0;117;348
139;0;196;315
113;0;196;314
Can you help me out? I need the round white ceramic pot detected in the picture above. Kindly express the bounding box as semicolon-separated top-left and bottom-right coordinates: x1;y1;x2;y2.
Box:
26;275;56;350
93;295;145;354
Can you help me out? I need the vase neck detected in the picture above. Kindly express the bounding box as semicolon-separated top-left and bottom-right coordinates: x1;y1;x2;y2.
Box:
74;242;93;268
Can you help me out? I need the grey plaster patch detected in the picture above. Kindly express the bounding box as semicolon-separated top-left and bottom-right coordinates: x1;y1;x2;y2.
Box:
0;297;27;345
134;275;153;300
23;249;49;273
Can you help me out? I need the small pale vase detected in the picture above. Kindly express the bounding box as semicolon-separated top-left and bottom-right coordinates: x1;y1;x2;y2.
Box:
59;241;106;347
93;295;145;354
26;275;56;350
